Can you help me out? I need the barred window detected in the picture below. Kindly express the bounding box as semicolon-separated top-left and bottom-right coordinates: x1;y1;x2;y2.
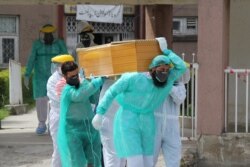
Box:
0;15;19;65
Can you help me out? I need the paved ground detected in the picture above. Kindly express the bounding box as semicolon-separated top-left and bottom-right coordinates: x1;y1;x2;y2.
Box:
0;109;166;167
0;109;52;167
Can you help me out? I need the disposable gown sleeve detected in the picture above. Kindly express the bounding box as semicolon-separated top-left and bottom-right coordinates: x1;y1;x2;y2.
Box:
58;39;68;54
170;83;186;106
89;89;100;105
96;74;130;115
164;49;187;82
68;78;103;102
24;40;39;77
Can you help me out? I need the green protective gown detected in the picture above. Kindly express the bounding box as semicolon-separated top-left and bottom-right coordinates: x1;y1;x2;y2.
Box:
96;50;186;158
25;39;68;99
57;78;103;167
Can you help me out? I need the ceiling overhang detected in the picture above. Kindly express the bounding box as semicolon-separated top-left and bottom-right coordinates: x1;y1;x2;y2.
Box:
0;0;197;5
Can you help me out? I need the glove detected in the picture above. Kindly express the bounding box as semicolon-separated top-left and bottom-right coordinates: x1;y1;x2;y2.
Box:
89;73;94;80
155;37;168;52
92;114;103;130
79;68;85;79
24;76;29;90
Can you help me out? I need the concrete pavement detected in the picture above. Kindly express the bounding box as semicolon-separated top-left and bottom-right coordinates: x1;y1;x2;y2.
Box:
0;109;195;167
0;109;52;167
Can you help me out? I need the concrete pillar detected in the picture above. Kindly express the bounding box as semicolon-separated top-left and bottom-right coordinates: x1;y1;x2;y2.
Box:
145;5;173;48
197;0;230;135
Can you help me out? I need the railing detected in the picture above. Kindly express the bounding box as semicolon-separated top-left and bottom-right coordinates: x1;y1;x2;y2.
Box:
179;53;199;140
224;68;250;133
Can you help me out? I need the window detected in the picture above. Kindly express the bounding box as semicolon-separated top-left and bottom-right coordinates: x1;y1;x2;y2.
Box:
173;17;198;36
0;15;19;65
187;18;197;30
173;20;181;31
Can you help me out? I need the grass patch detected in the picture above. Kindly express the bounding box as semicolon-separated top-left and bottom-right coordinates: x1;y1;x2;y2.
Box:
0;107;9;120
0;107;9;129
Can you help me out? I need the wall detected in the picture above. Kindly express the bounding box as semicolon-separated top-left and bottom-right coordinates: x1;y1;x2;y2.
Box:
0;5;58;66
197;134;250;166
228;0;250;130
197;0;229;135
172;4;198;63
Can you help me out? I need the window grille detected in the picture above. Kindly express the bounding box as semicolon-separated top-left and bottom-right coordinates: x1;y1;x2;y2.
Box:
0;16;19;65
187;18;197;30
66;15;135;53
3;38;14;63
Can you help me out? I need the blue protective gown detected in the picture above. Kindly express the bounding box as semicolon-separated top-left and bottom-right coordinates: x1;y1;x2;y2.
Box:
25;39;68;99
96;51;186;158
57;78;103;167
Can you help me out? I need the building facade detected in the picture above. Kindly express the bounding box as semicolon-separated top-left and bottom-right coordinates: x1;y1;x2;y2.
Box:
2;0;250;165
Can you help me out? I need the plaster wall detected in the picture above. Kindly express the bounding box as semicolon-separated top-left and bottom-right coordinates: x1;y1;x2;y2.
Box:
0;5;58;66
197;0;229;135
227;0;250;131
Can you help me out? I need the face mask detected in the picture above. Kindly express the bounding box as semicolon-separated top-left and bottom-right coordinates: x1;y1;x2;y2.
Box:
151;71;167;88
80;33;91;47
66;74;80;89
155;71;168;82
44;33;54;45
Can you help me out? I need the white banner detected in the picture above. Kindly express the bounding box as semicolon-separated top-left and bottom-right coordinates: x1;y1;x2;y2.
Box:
76;5;123;24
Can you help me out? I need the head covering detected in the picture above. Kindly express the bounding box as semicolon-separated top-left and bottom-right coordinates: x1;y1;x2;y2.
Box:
77;21;94;34
149;55;171;70
40;24;56;33
80;24;94;33
51;54;74;63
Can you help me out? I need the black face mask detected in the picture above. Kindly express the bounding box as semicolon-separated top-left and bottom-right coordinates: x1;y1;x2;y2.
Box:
80;33;91;47
155;71;168;82
44;33;54;45
66;74;80;89
151;71;168;88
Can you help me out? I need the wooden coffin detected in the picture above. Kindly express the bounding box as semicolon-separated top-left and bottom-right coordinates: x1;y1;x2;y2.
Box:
77;39;162;77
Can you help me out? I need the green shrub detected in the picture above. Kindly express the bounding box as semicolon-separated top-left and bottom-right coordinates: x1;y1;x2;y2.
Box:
0;69;9;107
0;67;34;110
0;107;9;120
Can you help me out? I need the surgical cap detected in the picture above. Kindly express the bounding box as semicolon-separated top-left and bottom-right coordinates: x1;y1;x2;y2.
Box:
78;22;94;34
149;55;171;69
40;24;56;33
51;54;74;63
80;24;94;33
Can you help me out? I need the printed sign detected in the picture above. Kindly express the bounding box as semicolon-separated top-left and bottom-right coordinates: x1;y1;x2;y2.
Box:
76;5;123;24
